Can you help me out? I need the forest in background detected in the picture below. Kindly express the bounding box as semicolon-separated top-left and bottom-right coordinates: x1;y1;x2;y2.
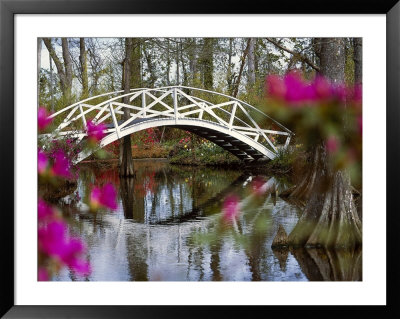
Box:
38;37;360;112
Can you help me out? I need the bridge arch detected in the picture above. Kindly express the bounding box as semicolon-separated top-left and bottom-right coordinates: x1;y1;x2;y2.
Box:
43;86;294;164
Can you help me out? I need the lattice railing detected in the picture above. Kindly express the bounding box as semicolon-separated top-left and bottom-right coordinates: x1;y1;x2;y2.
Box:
43;86;293;156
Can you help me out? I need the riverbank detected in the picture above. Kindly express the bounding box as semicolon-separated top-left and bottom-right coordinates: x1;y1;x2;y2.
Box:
84;142;298;175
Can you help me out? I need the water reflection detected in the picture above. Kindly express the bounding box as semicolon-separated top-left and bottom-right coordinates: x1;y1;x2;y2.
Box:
291;247;362;281
55;159;361;281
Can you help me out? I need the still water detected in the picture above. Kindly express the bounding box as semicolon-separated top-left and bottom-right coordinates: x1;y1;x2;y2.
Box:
55;159;361;281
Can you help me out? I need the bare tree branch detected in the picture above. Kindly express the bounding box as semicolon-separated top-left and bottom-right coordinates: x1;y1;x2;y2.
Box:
266;37;320;72
232;38;251;98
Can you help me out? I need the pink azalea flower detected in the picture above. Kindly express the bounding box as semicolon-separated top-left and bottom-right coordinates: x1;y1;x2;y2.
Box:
38;107;53;131
68;259;91;276
266;74;286;99
51;150;71;178
90;183;117;210
326;135;339;153
87;120;106;142
266;72;361;107
312;76;332;100
38;221;91;276
284;71;308;103
222;194;240;222
38;267;49;281
38;199;54;220
38;149;48;174
38;221;68;257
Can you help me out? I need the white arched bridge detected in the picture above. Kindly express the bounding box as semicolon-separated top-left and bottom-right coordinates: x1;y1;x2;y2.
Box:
43;86;294;164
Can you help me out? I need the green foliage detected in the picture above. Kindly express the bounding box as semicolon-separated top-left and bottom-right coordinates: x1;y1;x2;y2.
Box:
169;139;241;167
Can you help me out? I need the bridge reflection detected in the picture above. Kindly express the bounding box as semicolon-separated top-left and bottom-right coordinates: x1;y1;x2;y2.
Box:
56;160;361;281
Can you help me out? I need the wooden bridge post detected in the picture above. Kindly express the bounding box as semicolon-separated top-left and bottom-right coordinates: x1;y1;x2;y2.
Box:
173;88;178;124
142;91;146;117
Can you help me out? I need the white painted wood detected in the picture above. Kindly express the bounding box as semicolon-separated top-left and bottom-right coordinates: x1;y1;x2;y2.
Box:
44;86;294;164
109;103;120;139
229;102;237;130
79;104;87;130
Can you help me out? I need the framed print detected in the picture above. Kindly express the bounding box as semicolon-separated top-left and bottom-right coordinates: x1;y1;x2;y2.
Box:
1;0;399;317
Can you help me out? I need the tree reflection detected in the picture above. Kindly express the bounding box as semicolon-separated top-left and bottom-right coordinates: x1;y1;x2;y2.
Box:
120;177;135;219
291;247;362;281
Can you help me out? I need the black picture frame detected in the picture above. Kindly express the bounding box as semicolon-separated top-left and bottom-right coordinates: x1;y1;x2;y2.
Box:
1;0;399;317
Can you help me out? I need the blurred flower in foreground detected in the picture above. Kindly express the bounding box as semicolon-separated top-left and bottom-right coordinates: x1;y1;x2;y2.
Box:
38;267;49;281
266;71;361;106
50;150;72;179
38;149;49;175
89;183;118;211
38;107;53;131
38;200;91;280
38;220;90;277
87;120;106;143
38;198;53;220
222;194;240;222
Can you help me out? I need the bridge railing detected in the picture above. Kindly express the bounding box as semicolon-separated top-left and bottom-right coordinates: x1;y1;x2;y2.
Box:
44;86;293;155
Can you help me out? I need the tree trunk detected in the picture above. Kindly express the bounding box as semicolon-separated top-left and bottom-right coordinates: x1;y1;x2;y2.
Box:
79;38;89;99
232;38;251;98
166;38;171;86
202;38;214;90
130;39;141;88
180;40;188;86
353;38;362;84
287;145;362;249
61;38;73;105
43;38;73;105
119;38;135;177
143;42;156;87
227;38;234;95
318;38;345;83
247;38;256;87
175;39;180;85
49;50;54;112
287;38;362;249
188;38;197;85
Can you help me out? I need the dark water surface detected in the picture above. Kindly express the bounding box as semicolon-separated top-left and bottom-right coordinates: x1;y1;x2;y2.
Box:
56;159;361;281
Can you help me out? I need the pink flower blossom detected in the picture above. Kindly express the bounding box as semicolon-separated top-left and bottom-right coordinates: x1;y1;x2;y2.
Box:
38;267;49;281
38;199;54;220
312;76;332;100
90;183;117;210
266;72;360;106
38;107;53;131
51;150;71;178
87;120;106;142
284;71;309;103
38;221;68;257
326;135;339;153
38;220;90;276
69;259;91;276
222;194;240;221
38;149;48;174
266;74;286;99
